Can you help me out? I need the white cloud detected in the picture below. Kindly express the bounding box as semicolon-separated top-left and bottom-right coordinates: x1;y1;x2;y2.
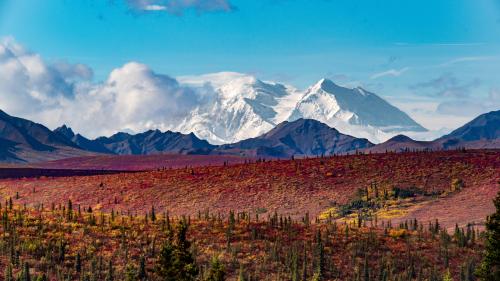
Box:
126;0;235;14
0;37;87;115
438;56;500;67
370;67;409;80
0;38;214;138
144;4;168;11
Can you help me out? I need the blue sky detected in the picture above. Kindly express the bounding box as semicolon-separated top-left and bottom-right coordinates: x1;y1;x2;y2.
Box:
0;0;499;134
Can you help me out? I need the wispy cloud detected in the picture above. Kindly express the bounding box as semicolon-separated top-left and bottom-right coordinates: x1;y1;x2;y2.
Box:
395;42;485;47
438;56;500;67
370;67;409;80
436;88;500;117
125;0;235;15
143;4;168;11
410;73;481;98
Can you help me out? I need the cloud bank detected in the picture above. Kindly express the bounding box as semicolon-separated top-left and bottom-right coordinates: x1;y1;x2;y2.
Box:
0;38;213;138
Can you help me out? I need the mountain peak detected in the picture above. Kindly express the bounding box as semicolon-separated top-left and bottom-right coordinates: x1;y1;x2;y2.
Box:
0;109;85;162
275;118;335;130
0;109;9;118
312;78;339;91
54;125;76;139
290;78;427;142
439;109;500;142
267;119;344;140
387;134;414;143
222;118;373;157
313;79;369;97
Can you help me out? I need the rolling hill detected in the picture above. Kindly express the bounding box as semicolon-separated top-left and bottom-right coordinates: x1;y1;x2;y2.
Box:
216;118;373;157
0;110;93;163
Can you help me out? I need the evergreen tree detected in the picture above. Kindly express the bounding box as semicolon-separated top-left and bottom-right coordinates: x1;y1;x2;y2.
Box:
291;250;299;281
310;272;321;281
238;264;246;281
151;206;156;222
35;274;47;281
362;256;369;281
315;231;325;280
67;199;73;221
443;269;453;281
476;186;500;280
21;262;31;281
75;252;82;273
105;260;114;281
138;256;147;280
205;256;225;281
156;220;199;281
4;263;13;281
125;264;137;281
302;245;308;281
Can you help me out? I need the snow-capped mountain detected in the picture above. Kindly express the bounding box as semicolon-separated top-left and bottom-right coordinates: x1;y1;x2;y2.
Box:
176;73;303;144
288;79;427;142
176;73;426;144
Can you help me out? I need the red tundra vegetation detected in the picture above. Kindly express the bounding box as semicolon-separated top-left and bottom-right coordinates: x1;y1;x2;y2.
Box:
0;150;497;280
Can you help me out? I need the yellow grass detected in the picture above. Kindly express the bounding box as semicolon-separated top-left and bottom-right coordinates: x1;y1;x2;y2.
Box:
375;208;408;219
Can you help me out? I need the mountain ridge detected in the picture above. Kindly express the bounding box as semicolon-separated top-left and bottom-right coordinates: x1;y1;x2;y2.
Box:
368;110;500;152
0;110;93;163
215;118;374;157
0;108;498;163
55;127;216;156
175;75;427;144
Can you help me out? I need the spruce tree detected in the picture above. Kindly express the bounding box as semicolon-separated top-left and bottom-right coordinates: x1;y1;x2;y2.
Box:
238;264;246;281
302;245;308;281
476;186;500;280
151;206;156;222
21;262;31;281
138;256;147;280
443;269;453;281
125;264;137;281
156;220;198;281
205;256;225;281
4;263;13;281
35;274;47;281
67;199;73;221
75;252;82;273
105;260;114;281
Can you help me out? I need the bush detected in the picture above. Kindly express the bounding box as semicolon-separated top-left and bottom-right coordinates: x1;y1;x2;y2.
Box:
392;186;423;199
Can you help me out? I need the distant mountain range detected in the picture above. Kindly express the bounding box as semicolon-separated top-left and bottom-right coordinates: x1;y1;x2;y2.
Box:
175;74;427;144
0;110;94;163
0;108;498;163
54;125;214;155
368;110;500;153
